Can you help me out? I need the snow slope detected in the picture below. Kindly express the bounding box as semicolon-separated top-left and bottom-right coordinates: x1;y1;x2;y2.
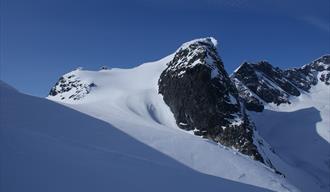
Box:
250;79;330;192
47;53;298;191
0;81;273;192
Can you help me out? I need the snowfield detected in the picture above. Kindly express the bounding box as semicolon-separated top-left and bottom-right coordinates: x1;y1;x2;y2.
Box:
250;77;330;192
0;81;272;192
47;53;299;192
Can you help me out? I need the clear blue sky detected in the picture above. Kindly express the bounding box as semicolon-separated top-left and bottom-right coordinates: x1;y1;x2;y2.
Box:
1;0;329;96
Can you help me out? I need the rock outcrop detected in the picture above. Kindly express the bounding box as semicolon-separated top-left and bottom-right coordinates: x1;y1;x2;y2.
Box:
49;71;96;101
158;37;263;161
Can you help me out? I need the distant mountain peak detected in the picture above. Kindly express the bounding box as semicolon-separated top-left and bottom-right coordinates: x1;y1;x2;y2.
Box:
310;54;330;66
232;54;330;112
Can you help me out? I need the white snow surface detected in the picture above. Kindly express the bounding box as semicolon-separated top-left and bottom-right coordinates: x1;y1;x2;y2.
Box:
249;75;330;192
47;47;299;191
1;81;274;192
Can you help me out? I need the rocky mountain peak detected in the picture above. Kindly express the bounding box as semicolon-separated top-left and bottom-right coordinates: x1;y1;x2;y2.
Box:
158;38;264;162
310;55;330;68
178;37;218;50
233;55;330;112
283;55;330;91
233;61;300;106
166;37;226;80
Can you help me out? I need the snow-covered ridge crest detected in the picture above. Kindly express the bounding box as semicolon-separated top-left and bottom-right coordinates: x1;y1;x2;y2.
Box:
47;53;175;103
300;54;330;69
286;54;330;87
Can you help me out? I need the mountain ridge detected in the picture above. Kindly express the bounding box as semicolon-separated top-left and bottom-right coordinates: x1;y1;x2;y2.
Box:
232;55;330;111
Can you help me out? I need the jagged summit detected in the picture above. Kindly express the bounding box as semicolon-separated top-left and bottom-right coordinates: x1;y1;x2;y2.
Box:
159;37;265;162
306;54;330;68
166;37;224;79
232;55;330;111
178;37;218;50
285;54;330;90
232;60;300;106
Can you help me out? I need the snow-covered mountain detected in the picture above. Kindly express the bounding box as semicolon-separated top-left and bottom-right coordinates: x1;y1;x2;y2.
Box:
1;81;274;192
45;37;330;192
46;37;320;192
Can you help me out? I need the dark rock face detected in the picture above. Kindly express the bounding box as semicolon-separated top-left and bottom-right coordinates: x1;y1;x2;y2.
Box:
158;38;263;161
233;61;299;106
285;55;330;90
232;55;330;112
49;73;96;101
231;78;264;112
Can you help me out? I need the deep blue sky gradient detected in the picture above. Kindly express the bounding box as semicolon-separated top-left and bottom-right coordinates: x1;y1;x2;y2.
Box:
1;0;329;96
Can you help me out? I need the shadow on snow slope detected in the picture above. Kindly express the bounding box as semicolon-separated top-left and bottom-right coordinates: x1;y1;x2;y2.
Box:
0;81;270;192
251;108;330;192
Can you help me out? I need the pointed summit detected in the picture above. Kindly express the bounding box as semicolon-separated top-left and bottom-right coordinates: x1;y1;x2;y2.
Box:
159;37;264;162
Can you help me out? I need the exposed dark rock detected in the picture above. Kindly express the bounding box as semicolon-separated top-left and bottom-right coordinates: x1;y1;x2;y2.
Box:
232;61;299;106
48;73;96;101
231;78;264;112
232;55;330;112
158;37;263;162
284;55;330;90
